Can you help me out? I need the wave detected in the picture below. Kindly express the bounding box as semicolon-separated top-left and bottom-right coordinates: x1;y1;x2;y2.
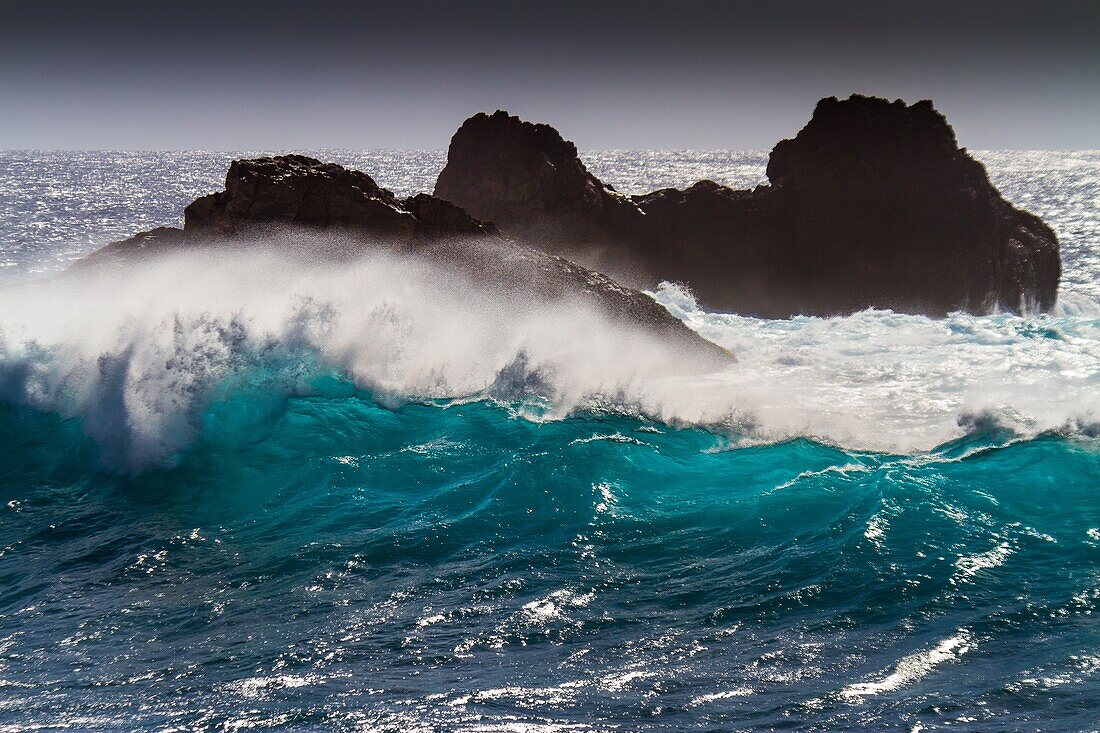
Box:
1;243;1098;730
0;238;1097;472
3;385;1099;730
3;149;1099;732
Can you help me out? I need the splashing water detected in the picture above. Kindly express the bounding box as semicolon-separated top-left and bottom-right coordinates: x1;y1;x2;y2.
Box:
0;150;1097;731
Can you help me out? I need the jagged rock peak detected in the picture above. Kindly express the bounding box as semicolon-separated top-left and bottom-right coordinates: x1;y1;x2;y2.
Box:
434;110;640;242
431;95;1060;317
765;94;984;187
452;110;586;169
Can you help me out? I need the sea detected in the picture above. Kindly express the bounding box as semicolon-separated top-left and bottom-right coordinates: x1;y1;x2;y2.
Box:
0;150;1097;732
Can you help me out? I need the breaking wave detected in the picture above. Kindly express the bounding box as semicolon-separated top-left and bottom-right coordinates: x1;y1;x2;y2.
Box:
1;149;1099;730
0;242;1096;472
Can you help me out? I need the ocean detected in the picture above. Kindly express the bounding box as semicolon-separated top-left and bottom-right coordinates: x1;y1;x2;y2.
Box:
0;150;1097;731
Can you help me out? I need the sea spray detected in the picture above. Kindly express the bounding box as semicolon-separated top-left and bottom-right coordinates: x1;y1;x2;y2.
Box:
1;243;1097;470
0;149;1097;731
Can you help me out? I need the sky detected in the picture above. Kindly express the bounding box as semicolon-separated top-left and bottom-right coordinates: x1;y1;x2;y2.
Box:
1;0;1097;150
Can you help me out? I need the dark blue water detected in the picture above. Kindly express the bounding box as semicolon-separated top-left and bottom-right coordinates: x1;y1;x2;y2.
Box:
2;387;1099;731
0;151;1098;731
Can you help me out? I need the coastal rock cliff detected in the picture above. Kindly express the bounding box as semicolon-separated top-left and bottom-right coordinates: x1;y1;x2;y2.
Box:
76;155;732;365
433;111;644;254
434;96;1061;317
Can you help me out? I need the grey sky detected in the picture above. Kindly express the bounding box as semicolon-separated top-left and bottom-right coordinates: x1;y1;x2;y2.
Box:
1;0;1096;150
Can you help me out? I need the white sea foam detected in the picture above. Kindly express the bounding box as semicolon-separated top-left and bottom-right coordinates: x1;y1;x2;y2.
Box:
953;541;1014;583
655;282;1100;453
840;630;973;700
0;234;1097;471
688;688;754;706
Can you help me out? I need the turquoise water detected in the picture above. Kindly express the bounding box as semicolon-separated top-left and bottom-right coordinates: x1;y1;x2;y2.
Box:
0;151;1098;730
3;388;1099;730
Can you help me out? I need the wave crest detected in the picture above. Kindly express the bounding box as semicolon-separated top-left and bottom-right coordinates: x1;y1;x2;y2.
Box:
0;243;1097;472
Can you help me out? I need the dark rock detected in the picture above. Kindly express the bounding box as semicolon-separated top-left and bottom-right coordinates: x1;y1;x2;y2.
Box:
434;97;1061;317
401;193;498;238
434;111;645;257
421;235;730;363
630;181;796;316
75;155;732;366
756;95;1060;315
78;155;495;268
182;154;490;239
74;226;188;266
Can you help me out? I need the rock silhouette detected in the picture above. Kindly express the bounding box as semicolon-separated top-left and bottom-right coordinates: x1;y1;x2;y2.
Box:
434;96;1061;317
182;155;494;239
77;155;732;365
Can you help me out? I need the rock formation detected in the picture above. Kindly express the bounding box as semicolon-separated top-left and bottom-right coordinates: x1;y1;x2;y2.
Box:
434;96;1061;317
434;113;643;257
182;154;500;239
76;155;732;366
80;155;489;267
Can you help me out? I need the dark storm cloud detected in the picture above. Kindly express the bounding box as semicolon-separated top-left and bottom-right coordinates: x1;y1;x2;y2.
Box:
1;0;1097;149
